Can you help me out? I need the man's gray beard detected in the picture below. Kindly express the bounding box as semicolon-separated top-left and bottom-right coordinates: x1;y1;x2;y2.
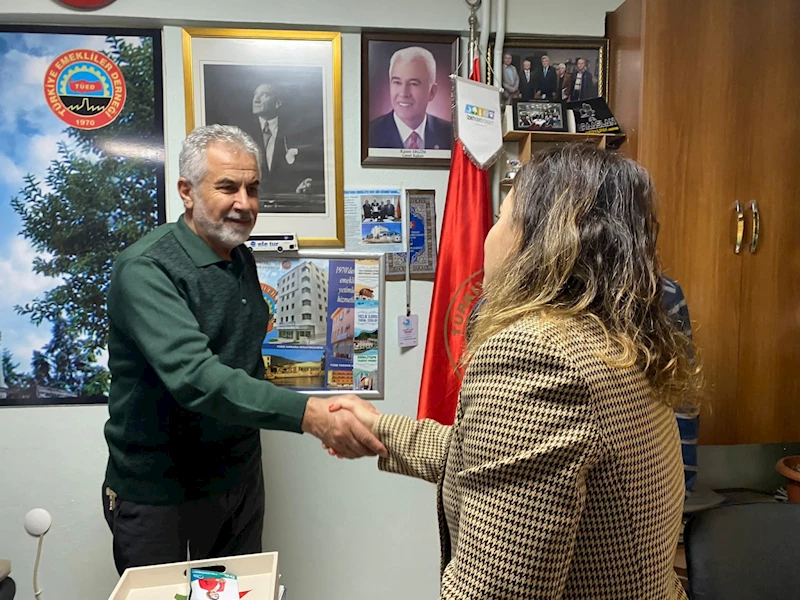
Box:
192;192;255;250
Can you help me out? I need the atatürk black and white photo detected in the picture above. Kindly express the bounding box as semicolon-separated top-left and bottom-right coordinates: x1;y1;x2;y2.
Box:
184;29;343;245
203;64;326;214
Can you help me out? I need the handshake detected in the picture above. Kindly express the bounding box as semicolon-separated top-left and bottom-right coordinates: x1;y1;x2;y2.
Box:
301;395;386;459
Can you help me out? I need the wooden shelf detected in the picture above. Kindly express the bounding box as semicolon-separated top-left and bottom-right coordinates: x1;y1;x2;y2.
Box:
504;130;626;162
503;130;626;144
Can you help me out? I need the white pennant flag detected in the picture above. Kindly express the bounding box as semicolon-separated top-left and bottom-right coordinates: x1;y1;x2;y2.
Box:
451;75;504;169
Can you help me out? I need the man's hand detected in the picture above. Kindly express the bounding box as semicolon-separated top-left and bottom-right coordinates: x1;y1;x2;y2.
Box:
327;396;379;431
323;396;382;459
301;395;386;459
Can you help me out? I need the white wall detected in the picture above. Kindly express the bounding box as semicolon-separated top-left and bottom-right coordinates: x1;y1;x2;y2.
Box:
0;0;619;36
0;1;624;599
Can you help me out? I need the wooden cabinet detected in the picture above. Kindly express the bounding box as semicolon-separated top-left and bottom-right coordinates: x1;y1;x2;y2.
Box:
607;0;800;444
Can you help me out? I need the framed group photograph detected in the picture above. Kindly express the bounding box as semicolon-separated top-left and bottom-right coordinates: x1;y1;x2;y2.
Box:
254;252;385;398
182;28;344;247
361;32;460;168
489;35;608;104
512;99;566;132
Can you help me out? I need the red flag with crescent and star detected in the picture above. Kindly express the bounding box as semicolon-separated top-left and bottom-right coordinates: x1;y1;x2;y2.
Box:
416;57;492;424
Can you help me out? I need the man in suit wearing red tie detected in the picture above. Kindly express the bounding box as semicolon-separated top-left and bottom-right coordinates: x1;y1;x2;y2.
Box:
368;46;452;151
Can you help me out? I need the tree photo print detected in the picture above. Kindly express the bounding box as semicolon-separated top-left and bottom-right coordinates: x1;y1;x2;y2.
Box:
0;27;165;406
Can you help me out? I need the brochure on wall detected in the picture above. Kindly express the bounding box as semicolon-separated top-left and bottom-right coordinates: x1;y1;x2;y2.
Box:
344;188;406;253
353;259;381;391
254;253;384;397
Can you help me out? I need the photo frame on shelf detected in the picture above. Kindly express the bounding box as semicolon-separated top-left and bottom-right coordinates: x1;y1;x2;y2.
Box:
489;35;609;104
567;96;621;134
512;99;566;132
182;28;344;247
253;251;385;399
361;31;460;168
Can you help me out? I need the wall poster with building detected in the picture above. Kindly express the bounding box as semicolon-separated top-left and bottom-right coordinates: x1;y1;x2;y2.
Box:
254;252;385;398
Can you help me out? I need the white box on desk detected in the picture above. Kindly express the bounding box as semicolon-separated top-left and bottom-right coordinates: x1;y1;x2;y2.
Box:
107;552;279;600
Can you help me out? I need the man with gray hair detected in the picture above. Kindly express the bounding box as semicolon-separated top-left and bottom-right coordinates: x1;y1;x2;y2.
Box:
534;54;558;101
556;62;572;101
368;45;452;150
102;124;386;574
519;59;536;101
501;52;520;104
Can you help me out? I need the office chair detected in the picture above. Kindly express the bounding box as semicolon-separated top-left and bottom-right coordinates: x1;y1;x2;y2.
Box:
684;502;800;600
0;576;15;600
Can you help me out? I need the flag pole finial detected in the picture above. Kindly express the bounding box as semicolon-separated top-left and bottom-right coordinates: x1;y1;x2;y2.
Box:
465;0;481;66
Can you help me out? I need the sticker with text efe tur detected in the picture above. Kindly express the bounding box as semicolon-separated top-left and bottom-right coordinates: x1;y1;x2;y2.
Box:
44;49;126;130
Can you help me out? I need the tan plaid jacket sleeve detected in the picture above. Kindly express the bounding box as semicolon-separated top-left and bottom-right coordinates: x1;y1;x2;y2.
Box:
376;324;608;599
439;327;604;599
373;317;686;599
375;414;452;484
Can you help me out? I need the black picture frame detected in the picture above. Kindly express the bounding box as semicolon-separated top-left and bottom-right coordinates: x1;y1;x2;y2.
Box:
567;97;622;134
512;99;567;132
361;31;460;169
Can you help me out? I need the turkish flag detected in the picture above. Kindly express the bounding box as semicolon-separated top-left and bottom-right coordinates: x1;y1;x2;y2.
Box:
416;58;492;424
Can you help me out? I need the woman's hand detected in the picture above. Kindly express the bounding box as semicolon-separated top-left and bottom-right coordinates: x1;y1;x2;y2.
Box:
322;397;381;458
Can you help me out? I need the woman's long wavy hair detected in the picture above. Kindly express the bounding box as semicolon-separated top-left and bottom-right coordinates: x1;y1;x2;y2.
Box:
467;144;701;410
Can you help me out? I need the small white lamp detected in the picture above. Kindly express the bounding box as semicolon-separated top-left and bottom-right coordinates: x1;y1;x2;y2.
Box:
23;509;51;600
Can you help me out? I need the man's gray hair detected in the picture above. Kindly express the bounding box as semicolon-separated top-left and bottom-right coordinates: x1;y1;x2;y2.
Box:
179;124;261;186
389;46;437;85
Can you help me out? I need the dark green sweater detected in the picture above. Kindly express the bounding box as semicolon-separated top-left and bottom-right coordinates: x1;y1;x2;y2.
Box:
104;216;308;504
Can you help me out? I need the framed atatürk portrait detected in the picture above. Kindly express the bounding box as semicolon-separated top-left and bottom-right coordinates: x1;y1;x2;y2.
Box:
183;28;344;247
512;99;566;132
488;36;608;105
361;32;460;168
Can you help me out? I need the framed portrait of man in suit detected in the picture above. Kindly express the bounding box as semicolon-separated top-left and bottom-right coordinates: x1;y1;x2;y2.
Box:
487;36;608;105
183;29;344;247
361;32;459;168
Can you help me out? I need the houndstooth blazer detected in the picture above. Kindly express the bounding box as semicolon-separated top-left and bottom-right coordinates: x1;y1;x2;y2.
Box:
375;315;687;599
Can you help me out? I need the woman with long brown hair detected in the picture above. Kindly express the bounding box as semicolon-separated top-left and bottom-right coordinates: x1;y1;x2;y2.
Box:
332;144;701;599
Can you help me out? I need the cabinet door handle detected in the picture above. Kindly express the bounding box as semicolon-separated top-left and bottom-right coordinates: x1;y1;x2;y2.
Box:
734;200;744;254
749;199;760;253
